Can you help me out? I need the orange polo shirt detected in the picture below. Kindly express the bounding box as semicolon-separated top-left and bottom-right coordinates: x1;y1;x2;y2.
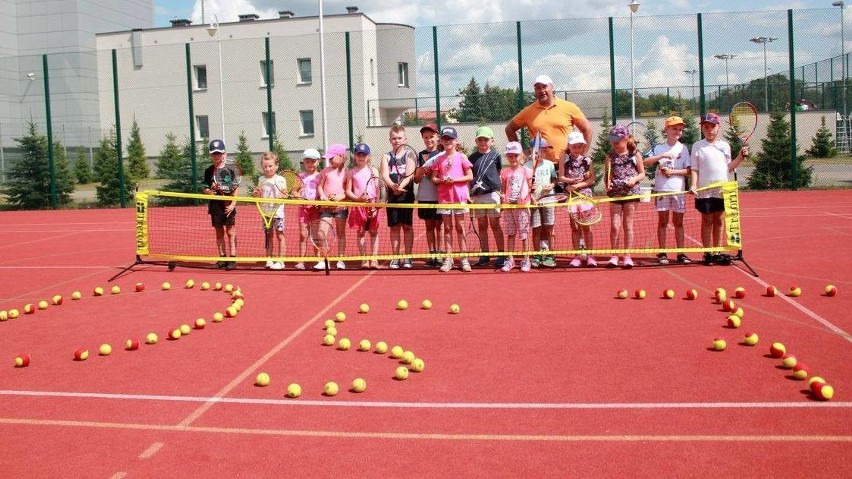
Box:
509;97;586;161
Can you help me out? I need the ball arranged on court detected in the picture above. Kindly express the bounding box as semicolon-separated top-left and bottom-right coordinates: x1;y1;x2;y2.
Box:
397;299;409;310
51;295;63;305
126;339;140;351
824;284;838;297
375;341;388;354
135;282;145;292
37;300;49;310
712;338;727;351
322;334;335;346
726;315;741;328
788;286;802;297
714;288;727;300
395;366;410;380
390;345;404;359
71;291;82;300
0;311;7;321
769;342;786;358
401;351;415;364
686;289;698;300
14;354;30;367
93;287;104;296
255;372;270;387
212;312;224;323
73;348;89;361
734;287;746;299
781;354;797;369
326;326;338;337
8;309;19;319
161;282;171;291
214;282;223;291
224;306;238;318
184;279;195;288
732;307;744;319
335;312;347;322
411;358;425;372
813;382;834;401
286;383;302;398
200;281;210;290
194;318;206;329
359;339;371;351
792;363;810;380
324;319;335;329
23;304;35;314
809;376;826;392
743;332;759;346
634;289;646;300
765;286;777;297
351;378;367;393
617;290;629;299
663;289;675;299
324;381;339;396
110;285;121;295
145;332;158;344
358;303;370;314
168;328;181;340
722;299;736;312
224;284;234;293
421;299;432;309
449;304;460;314
338;338;351;350
99;343;112;356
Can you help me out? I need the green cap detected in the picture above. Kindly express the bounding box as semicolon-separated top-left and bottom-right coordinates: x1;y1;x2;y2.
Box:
475;126;494;139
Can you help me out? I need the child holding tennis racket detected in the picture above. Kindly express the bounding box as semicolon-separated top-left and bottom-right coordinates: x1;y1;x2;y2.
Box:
294;149;322;270
201;139;238;270
380;126;417;269
559;131;597;267
413;123;444;267
689;113;747;266
316;143;349;270
525;136;557;268
468;126;506;268
252;152;287;270
431;127;474;273
604;125;646;269
345;143;381;269
643;116;692;265
500;142;534;272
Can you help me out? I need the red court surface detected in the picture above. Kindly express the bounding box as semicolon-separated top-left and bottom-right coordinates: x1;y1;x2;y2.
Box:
0;190;850;477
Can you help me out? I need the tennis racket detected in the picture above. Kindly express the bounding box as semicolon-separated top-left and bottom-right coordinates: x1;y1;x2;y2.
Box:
566;191;602;226
627;121;655;158
212;160;242;194
278;170;304;198
309;217;336;276
364;174;387;231
729;101;758;180
255;178;285;253
389;144;420;188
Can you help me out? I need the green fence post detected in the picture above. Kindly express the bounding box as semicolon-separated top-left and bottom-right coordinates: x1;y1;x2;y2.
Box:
432;26;441;131
42;54;57;209
345;32;354;149
609;17;617;123
697;13;706;116
112;49;126;208
265;37;274;152
185;43;198;194
788;9;798;190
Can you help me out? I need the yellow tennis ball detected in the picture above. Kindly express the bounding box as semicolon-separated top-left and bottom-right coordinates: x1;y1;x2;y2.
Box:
255;372;270;387
338;338;351;350
397;299;408;310
71;291;82;300
359;339;371;351
663;289;675;299
326;326;338;337
617;289;629;299
286;383;302;398
732;307;745;319
375;341;388;354
93;286;104;296
324;381;339;396
322;334;335;346
390;345;404;358
0;311;7;321
401;351;415;364
212;312;224;323
232;298;245;309
335;311;347;322
8;309;19;319
324;319;336;329
194;318;206;329
200;281;210;290
184;279;195;288
99;343;112;356
395;366;409;380
179;324;191;335
51;295;63;305
161;282;171;291
224;284;234;293
358;303;369;313
37;300;49;310
634;289;646;300
712;338;727;351
726;315;741;328
110;285;121;295
449;304;460;314
421;299;432;309
411;358;425;372
145;332;158;344
743;332;759;345
824;284;838;297
788;286;802;297
352;378;367;393
214;282;223;291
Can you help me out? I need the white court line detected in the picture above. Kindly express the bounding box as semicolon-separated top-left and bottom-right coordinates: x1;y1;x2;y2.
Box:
0;390;848;409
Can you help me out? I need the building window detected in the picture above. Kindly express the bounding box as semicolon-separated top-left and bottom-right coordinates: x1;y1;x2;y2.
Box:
298;58;312;84
398;62;409;87
194;65;207;90
195;115;209;140
260;60;274;87
370;59;375;86
300;110;314;136
262;112;276;138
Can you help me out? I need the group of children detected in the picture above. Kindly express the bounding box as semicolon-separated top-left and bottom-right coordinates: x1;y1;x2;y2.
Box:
204;112;744;271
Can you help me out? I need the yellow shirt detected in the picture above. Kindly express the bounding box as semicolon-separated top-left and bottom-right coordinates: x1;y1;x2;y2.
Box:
509;97;586;161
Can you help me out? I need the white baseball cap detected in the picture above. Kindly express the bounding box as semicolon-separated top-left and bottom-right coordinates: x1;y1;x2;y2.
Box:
534;74;554;86
302;148;321;160
567;131;586;145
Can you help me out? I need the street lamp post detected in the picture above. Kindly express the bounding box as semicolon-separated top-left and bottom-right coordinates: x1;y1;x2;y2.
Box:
629;0;641;125
750;36;778;112
833;1;846;117
207;15;226;143
684;69;697;110
714;54;736;89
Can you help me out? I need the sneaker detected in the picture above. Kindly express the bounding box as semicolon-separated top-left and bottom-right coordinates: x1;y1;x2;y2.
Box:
440;258;454;272
370;260;380;269
270;261;284;270
520;259;531;272
702;253;714;266
531;256;541;268
656;253;670;265
676;254;692;264
607;256;619;268
585;257;598;267
225;260;237;270
542;256;557;268
294;262;306;270
336;260;346;270
214;260;227;269
501;258;515;272
622;256;634;269
476;256;491;266
569;257;582;268
314;260;326;270
403;259;413;269
389;259;400;269
265;260;275;269
461;259;472;272
494;256;507;269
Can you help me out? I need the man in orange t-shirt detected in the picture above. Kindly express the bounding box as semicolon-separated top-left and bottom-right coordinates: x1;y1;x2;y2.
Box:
505;74;592;162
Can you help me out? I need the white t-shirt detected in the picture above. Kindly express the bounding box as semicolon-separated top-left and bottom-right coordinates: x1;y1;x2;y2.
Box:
691;139;731;199
651;141;691;192
417;151;443;202
524;159;556;199
257;173;286;219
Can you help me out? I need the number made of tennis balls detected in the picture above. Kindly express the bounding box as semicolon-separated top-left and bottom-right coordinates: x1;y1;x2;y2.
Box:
395;366;410;380
617;290;629;299
99;344;112;356
824;285;838;297
324;381;339;396
743;332;759;346
712;338;727;351
37;300;49;310
359;339;371;351
286;383;302;398
375;341;388;354
421;299;432;309
358;303;370;314
338;338;351;350
397;299;408;310
449;304;460;314
255;372;270;387
110;285;121;295
634;289;646;300
161;282;171;291
352;378;367;393
93;287;104;296
410;358;425;372
390;345;404;359
322;334;335;346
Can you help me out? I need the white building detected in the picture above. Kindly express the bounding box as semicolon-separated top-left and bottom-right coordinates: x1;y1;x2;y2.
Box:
94;8;416;155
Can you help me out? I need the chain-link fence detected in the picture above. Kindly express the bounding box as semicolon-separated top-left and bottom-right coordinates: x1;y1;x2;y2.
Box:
1;7;850;208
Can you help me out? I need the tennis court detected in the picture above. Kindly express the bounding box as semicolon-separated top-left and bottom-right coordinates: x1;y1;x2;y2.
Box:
0;189;850;477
